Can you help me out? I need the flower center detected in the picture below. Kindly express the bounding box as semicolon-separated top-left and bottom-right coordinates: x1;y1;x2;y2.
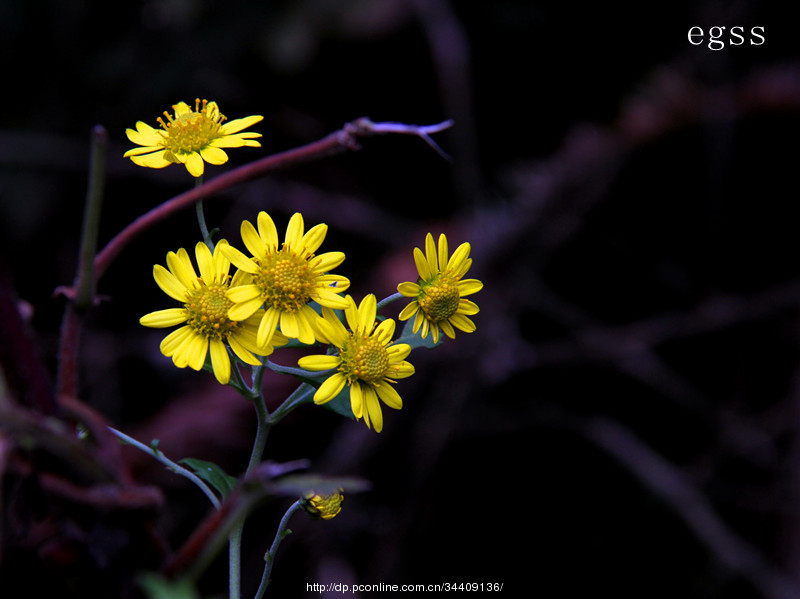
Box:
252;248;314;313
339;335;390;385
418;274;460;323
158;99;225;153
185;283;237;339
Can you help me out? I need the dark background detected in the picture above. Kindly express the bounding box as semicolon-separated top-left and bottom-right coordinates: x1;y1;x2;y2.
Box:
3;1;800;598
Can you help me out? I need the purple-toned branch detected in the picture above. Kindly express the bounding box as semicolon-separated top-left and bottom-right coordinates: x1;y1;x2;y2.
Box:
92;117;452;281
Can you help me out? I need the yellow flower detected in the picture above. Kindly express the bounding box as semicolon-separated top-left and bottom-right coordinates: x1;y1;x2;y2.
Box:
302;489;344;520
397;233;482;344
123;98;263;177
298;295;414;433
221;211;350;347
140;240;286;384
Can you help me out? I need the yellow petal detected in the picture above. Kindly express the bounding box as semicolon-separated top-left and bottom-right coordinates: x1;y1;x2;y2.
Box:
398;302;418;321
373;318;395;345
130;151;172;169
437;234;449;274
228;334;263;366
413;247;432;280
458;279;483;296
185;333;209;371
376;383;403;410
300;223;328;256
167;248;198;290
228;295;263;321
220;243;258;274
315;373;347;404
194;241;215;283
185;152;205;177
140;308;187;328
449;313;476;333
153;264;188;302
356;295;377;336
310;251;345;274
200;145;229;166
241;219;265;258
257;212;279;251
387;343;411;362
227;284;261;303
219;114;264;135
257;308;280;348
126;122;162;147
159;325;193;356
209;338;231;384
364;386;383;433
424;233;438;274
350;382;365;419
397;282;420;297
457;299;480;316
447;242;472;275
285;213;305;249
298;355;341;371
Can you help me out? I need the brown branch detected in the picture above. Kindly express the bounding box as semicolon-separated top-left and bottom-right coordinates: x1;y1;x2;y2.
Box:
92;117;452;282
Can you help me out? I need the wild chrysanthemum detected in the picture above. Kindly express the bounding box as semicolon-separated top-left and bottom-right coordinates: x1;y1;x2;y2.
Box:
124;98;263;177
140;240;286;384
221;211;350;347
298;295;414;433
397;233;482;344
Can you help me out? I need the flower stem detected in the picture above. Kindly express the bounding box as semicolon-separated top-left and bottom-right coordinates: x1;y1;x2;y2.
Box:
254;500;303;599
377;291;403;312
194;175;215;250
268;383;317;426
107;426;221;509
229;379;272;599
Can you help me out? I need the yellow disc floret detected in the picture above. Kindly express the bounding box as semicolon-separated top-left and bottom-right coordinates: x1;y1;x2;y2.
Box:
253;249;314;313
340;335;391;385
417;274;460;324
158;99;226;154
184;283;237;340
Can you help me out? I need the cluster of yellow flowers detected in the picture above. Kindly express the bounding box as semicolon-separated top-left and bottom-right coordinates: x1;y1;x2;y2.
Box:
131;100;483;433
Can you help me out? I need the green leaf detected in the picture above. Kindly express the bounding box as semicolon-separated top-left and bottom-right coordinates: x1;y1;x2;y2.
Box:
138;573;199;599
396;317;441;350
320;384;355;419
179;458;238;498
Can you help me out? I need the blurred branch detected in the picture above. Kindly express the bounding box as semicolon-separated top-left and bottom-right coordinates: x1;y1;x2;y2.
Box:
584;417;800;599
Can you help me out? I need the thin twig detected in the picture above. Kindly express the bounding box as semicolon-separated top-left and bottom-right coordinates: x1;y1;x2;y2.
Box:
108;426;221;509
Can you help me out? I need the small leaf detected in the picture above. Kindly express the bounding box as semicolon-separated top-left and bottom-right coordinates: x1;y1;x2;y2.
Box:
179;458;238;498
138;573;199;599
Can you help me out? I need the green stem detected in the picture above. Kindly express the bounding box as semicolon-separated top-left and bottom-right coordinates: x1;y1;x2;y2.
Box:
268;383;317;426
230;380;272;599
107;426;221;509
194;175;214;249
254;500;303;599
376;291;403;312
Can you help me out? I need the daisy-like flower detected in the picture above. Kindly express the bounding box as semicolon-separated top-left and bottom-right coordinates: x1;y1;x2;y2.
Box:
298;294;415;433
221;211;350;347
397;233;482;344
140;240;286;384
124;98;263;177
